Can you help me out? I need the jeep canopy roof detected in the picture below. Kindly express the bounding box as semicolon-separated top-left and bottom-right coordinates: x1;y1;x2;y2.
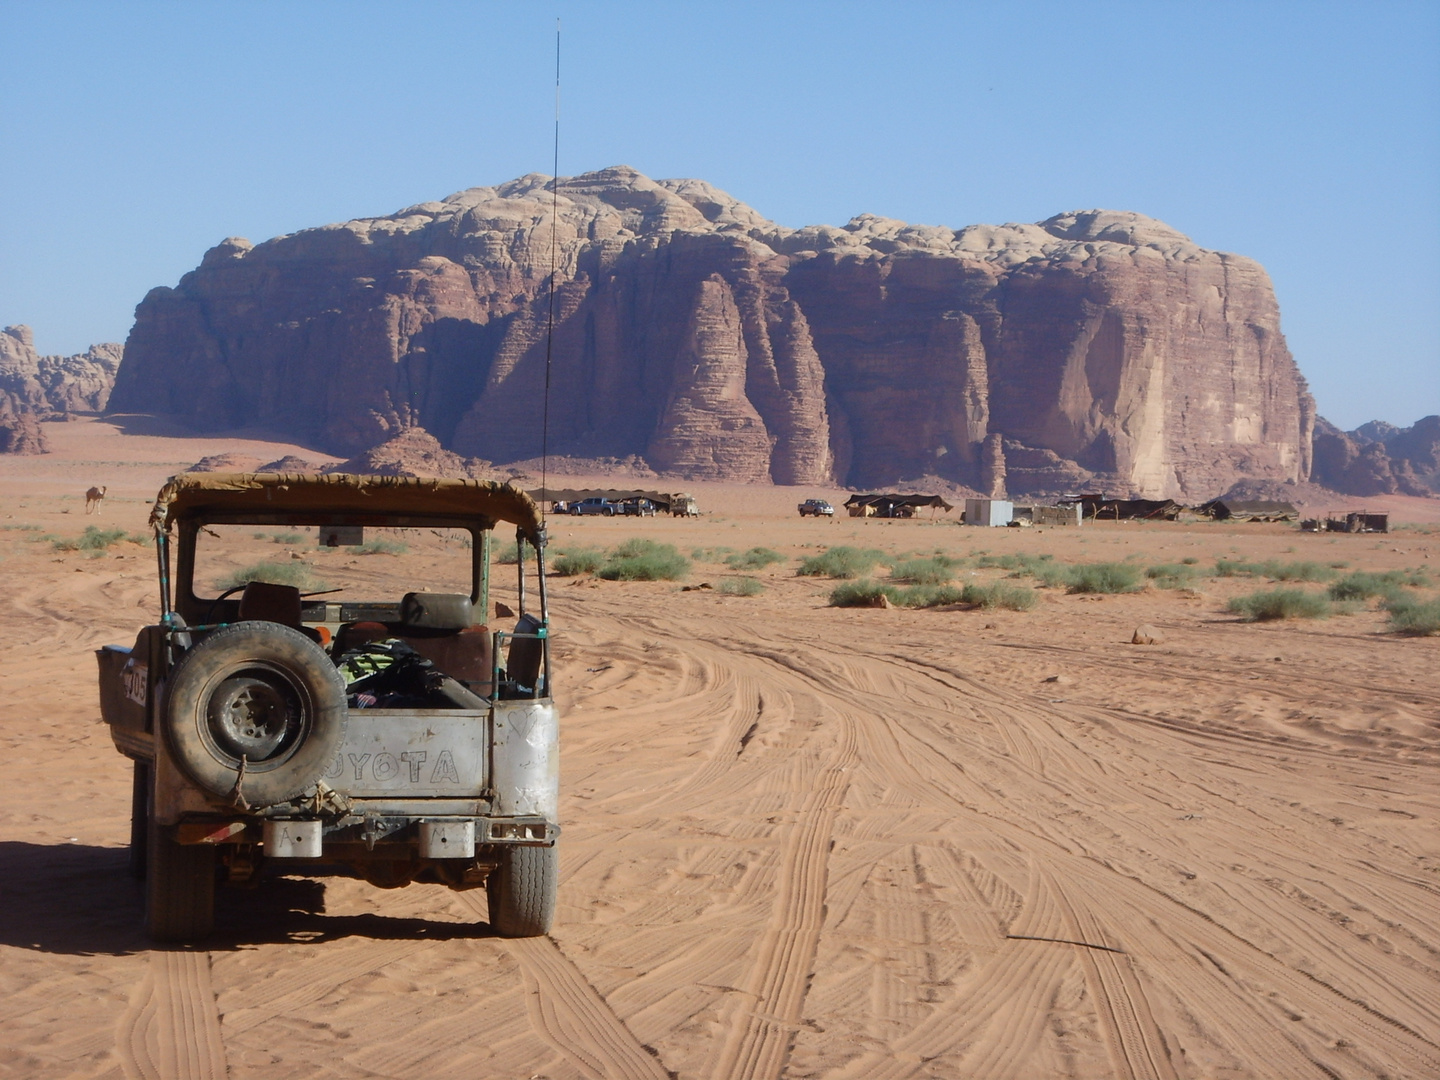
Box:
150;473;545;543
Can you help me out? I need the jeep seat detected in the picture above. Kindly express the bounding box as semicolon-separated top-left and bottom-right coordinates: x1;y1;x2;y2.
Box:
237;582;322;643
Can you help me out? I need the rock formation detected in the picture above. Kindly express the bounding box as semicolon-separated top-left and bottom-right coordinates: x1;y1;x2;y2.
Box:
329;426;490;479
2;325;122;416
1;325;122;454
1311;415;1440;496
110;167;1315;498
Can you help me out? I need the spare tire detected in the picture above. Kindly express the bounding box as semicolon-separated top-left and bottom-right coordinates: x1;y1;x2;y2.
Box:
163;622;346;807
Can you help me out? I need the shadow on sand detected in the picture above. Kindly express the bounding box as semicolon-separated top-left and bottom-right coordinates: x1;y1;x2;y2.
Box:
0;841;494;955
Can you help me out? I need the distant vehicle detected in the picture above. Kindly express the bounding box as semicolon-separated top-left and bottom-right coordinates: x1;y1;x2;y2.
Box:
619;498;656;517
798;499;834;517
670;494;699;518
570;497;616;516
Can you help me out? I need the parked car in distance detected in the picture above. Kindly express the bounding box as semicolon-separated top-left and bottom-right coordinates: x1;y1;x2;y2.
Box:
798;499;835;517
570;497;616;516
619;498;656;516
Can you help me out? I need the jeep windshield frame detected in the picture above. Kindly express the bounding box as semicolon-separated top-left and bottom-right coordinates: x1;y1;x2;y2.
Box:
148;473;549;632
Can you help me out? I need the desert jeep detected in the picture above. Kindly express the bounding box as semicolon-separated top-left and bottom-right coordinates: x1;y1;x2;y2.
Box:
97;473;558;941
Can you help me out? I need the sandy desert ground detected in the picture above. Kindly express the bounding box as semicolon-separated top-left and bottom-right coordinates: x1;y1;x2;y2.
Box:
1;416;1438;1080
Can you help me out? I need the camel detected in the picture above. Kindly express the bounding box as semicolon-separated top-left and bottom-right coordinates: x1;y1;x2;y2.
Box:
85;486;106;514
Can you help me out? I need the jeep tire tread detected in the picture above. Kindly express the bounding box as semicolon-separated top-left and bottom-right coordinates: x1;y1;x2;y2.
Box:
163;622;346;807
145;815;216;942
487;843;557;937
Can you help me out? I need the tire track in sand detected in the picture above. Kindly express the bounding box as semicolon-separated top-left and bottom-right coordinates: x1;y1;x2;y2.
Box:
704;701;856;1080
454;893;670;1080
1039;867;1177;1080
116;950;227;1080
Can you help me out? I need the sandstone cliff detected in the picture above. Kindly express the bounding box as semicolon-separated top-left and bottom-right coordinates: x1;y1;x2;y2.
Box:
110;167;1314;498
1;325;123;454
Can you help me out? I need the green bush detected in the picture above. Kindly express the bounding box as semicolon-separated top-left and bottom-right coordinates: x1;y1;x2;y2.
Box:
960;581;1038;611
551;547;604;576
895;584;965;608
829;579;896;607
827;578;1034;610
1382;595;1440;635
717;576;765;596
1327;571;1406;601
52;526;128;552
725;547;785;571
218;561;325;591
599;539;689;581
1065;562;1144;594
273;531;305;545
797;545;886;579
889;556;958;585
1181;556;1199;565
1146;563;1199;589
356;538;407;556
1226;588;1331;622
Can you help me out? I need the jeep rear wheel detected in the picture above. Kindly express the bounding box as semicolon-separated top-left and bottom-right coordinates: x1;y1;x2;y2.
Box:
145;815;216;942
128;760;149;880
487;844;557;937
163;622;346;807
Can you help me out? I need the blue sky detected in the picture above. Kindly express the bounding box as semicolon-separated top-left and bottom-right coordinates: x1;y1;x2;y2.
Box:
2;1;1436;429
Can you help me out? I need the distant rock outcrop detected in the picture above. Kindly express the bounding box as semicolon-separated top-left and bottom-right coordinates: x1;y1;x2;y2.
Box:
329;426;490;479
1311;415;1440;496
0;325;122;454
0;399;48;454
110;167;1314;498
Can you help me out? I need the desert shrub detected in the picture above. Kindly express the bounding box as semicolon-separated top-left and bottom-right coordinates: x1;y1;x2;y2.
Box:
52;526;128;552
599;539;689;581
889;556;958;585
960;581;1038;611
1146;563;1199;589
1266;561;1336;582
725;547;785;571
494;540;527;565
1382;595;1440;635
356;538;407;556
896;584;965;608
828;579;1024;610
717;576;765;596
829;580;897;607
1065;562;1143;594
218;561;324;591
272;531;305;545
977;552;1047;571
1215;559;1334;582
691;546;736;563
1181;556;1199;565
1327;571;1407;601
798;546;886;579
551;547;604;576
1226;588;1331;622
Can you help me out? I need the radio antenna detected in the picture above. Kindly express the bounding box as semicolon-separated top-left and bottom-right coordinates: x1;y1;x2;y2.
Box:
540;17;560;525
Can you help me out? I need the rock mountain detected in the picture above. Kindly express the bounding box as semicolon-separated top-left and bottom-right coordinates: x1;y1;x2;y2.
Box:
1;325;122;454
111;166;1315;498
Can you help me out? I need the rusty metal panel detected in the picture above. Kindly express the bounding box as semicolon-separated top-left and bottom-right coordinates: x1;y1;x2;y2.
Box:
325;711;489;798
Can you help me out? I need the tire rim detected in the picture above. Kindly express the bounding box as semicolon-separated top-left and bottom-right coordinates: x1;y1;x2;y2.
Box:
200;662;311;767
